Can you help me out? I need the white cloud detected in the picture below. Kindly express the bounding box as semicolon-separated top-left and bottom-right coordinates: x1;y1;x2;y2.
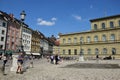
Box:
51;17;57;21
37;17;57;26
72;15;82;21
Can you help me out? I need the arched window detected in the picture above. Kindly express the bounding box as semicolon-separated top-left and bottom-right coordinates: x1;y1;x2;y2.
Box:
103;48;107;54
94;35;98;42
110;34;115;41
87;36;91;43
63;39;66;44
74;37;77;43
110;21;114;28
68;38;71;43
102;35;106;41
95;48;99;55
102;23;106;29
80;37;84;43
94;24;97;30
88;49;91;54
118;20;120;27
63;50;65;55
112;48;116;55
80;49;84;55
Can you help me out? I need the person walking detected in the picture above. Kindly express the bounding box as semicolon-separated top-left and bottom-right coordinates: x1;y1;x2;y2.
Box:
16;52;24;74
29;53;34;68
55;54;59;65
96;55;99;63
2;54;8;75
50;55;54;64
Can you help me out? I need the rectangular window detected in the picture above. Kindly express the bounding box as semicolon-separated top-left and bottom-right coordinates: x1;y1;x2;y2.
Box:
74;49;77;55
1;37;4;41
12;44;14;49
0;45;3;49
119;20;120;27
2;30;5;35
68;49;71;55
2;22;6;27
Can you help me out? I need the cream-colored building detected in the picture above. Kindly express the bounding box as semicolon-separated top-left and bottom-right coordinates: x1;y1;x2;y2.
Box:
59;14;120;59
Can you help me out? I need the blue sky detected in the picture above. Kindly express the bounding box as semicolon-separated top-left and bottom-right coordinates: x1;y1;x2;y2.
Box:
0;0;120;37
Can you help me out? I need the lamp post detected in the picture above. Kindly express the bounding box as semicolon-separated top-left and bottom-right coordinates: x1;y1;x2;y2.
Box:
19;11;26;54
79;39;84;61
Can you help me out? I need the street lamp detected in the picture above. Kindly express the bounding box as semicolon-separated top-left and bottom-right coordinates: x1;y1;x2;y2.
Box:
20;10;26;21
79;38;84;61
19;11;26;53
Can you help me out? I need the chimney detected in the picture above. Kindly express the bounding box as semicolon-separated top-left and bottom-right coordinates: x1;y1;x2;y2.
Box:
9;14;14;19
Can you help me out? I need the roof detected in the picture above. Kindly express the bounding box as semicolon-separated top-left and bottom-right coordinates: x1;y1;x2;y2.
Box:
59;30;91;36
90;14;120;22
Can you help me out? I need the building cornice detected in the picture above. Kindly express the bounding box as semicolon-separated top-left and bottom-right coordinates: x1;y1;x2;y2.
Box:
59;27;120;36
90;14;120;22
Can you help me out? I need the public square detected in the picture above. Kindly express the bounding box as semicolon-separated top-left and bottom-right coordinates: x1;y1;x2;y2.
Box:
0;58;120;80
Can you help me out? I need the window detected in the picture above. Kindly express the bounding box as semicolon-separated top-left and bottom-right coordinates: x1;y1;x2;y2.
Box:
0;45;3;49
94;36;98;42
87;36;91;43
102;35;106;41
81;49;84;55
12;44;14;49
102;23;105;29
88;49;91;54
110;34;115;41
80;37;84;44
94;24;97;30
74;49;77;55
74;37;77;43
112;48;116;55
63;39;66;44
110;21;114;28
95;48;99;55
103;48;107;54
2;30;5;35
68;38;71;43
2;22;6;27
118;20;120;27
1;37;4;41
68;49;71;55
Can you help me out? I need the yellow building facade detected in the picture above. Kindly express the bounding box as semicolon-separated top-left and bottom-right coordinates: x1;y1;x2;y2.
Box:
31;30;41;53
59;14;120;59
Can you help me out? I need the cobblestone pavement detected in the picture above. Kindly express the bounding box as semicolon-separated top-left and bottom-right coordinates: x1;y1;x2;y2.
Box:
0;59;120;80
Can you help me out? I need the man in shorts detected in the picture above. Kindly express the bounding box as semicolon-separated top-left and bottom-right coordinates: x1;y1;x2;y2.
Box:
16;52;24;74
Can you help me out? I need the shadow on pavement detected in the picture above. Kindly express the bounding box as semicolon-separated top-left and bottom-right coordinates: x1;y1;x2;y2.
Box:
62;63;120;69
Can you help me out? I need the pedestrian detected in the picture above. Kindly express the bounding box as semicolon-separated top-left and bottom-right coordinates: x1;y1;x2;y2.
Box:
55;54;59;65
16;52;24;74
2;54;8;75
96;55;99;63
46;55;50;62
50;55;54;64
29;53;34;68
